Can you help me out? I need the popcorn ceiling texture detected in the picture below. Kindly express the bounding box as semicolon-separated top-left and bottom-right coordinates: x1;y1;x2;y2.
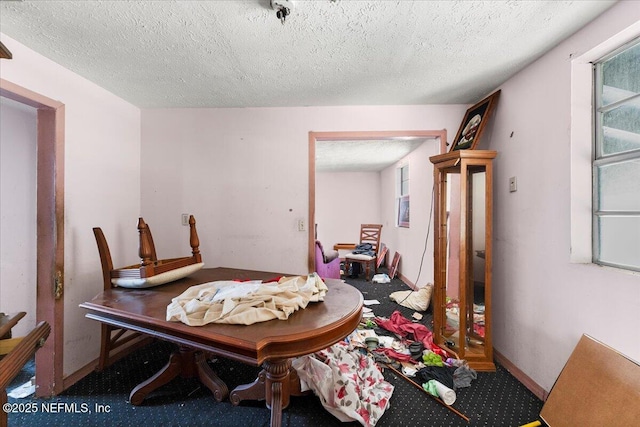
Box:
0;0;614;108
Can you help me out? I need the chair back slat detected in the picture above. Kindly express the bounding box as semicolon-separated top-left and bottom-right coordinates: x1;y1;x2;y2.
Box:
359;224;383;254
93;227;115;291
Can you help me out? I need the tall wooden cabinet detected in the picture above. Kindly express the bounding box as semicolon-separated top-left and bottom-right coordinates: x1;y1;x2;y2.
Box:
430;150;496;371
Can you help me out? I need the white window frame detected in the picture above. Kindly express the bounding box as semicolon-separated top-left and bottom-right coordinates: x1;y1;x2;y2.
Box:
570;21;640;272
397;164;409;227
592;38;640;272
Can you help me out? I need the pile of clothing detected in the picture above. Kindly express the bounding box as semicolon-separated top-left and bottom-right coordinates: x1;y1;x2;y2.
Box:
372;310;477;389
292;310;478;427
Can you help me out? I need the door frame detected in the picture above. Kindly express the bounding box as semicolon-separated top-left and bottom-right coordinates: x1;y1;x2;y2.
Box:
308;130;446;271
1;78;65;396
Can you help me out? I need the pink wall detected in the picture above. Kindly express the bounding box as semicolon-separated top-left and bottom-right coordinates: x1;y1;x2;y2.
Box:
379;139;441;286
141;106;464;276
486;1;640;392
315;171;381;251
0;98;37;337
0;33;142;376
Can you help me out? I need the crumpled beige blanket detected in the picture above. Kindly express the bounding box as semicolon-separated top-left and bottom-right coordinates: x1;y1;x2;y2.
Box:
389;283;433;312
166;274;328;326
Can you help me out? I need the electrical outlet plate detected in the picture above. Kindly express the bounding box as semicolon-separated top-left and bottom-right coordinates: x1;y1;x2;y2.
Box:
181;213;189;226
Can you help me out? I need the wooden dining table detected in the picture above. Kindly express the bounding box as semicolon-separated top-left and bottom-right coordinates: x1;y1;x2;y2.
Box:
80;267;363;427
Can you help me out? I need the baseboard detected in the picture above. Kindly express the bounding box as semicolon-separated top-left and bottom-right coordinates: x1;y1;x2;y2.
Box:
61;336;153;392
397;272;417;290
494;349;549;401
62;358;97;391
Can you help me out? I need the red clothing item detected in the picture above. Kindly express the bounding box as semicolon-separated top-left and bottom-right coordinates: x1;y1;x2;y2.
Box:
375;311;447;358
373;347;416;363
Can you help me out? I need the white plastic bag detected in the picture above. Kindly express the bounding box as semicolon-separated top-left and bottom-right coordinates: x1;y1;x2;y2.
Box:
372;273;391;283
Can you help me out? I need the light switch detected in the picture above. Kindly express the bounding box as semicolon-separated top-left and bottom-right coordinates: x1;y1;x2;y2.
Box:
509;176;517;192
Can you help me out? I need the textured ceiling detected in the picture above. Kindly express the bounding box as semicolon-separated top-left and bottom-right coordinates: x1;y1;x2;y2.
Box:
0;1;617;172
0;0;616;109
316;138;431;172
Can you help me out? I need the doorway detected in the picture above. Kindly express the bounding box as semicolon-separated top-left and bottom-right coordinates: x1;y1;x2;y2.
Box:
307;130;446;271
0;78;65;396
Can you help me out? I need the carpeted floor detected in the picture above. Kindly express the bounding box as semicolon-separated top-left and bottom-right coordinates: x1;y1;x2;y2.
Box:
7;269;546;427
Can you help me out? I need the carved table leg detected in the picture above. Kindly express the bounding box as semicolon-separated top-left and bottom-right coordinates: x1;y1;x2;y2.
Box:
264;359;291;413
194;351;229;402
230;370;266;404
270;381;283;427
129;346;228;405
231;359;301;427
288;367;310;398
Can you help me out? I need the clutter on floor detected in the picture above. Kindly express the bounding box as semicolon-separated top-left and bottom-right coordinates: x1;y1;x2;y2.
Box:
293;306;479;426
389;283;433;312
293;339;394;427
372;273;391;283
7;377;35;398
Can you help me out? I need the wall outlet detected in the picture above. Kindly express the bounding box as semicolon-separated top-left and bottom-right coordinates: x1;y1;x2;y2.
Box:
509;176;517;192
297;219;305;231
181;213;189;226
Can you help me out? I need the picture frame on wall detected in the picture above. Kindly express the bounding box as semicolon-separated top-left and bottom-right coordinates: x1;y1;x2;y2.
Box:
398;195;410;228
450;90;501;152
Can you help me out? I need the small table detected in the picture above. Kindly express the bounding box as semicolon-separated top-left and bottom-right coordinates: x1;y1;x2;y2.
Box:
333;243;356;251
80;268;363;427
333;243;356;261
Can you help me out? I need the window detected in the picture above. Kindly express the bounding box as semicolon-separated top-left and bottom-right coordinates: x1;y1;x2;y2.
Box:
593;38;640;272
399;164;409;197
397;165;409;227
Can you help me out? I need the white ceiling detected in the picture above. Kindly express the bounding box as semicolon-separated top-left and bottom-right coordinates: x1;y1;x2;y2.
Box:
316;138;431;172
0;0;616;108
0;0;616;171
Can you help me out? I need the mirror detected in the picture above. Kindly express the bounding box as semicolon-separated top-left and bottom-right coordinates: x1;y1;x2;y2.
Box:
442;169;487;355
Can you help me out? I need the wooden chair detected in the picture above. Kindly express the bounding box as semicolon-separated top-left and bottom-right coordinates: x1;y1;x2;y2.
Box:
92;226;151;371
0;321;50;427
91;215;202;371
344;224;383;281
101;216;202;287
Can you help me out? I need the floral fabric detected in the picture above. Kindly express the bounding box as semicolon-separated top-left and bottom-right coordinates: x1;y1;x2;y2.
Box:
292;340;394;427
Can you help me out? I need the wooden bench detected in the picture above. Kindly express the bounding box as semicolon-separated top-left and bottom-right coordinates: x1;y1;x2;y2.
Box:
1;320;50;427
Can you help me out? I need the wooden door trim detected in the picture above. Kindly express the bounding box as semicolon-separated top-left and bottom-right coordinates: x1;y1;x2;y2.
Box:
1;78;65;396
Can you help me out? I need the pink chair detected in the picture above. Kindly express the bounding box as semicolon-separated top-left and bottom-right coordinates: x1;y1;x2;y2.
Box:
315;241;341;279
